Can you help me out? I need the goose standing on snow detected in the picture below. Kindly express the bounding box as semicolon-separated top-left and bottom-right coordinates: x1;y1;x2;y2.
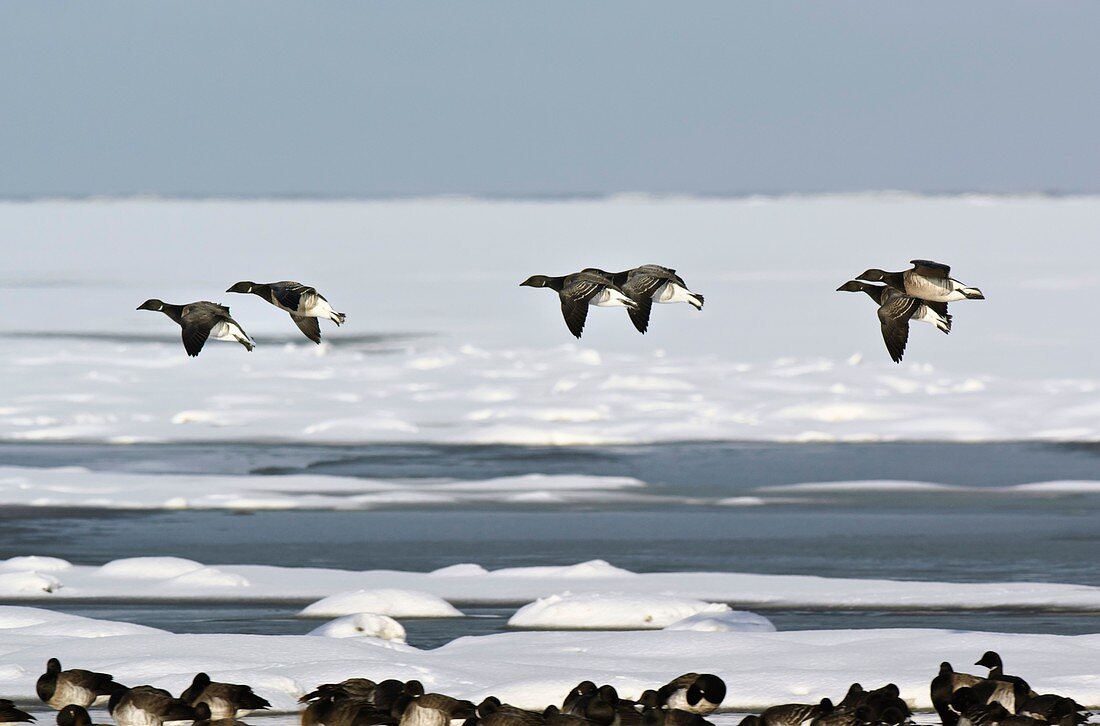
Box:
397;693;475;726
836;281;951;363
226;281;346;344
857;260;985;302
760;699;833;726
586;265;704;333
136;300;255;356
520;271;639;339
654;674;726;716
37;658;127;710
930;663;983;726
180;673;271;720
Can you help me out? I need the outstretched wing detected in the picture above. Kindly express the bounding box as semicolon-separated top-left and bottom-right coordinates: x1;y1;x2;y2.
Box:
559;277;602;338
910;260;951;278
181;321;212;357
627;296;653;333
877;293;919;363
270;282;314;312
291;313;322;344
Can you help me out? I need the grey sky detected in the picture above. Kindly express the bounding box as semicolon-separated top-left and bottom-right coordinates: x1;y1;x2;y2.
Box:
2;1;1098;197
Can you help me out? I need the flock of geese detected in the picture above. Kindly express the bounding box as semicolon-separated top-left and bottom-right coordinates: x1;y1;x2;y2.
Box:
139;260;984;364
6;652;1088;726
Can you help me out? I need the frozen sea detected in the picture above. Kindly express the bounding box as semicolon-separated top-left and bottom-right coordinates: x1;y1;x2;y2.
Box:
0;196;1098;711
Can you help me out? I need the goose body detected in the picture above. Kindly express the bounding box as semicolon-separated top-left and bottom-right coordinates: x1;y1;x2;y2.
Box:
655;674;726;716
399;695;475;726
109;686;197;726
37;659;127;710
586;265;703;334
137;300;254;356
227;281;346;344
761;700;833;726
857;260;985;302
837;281;951;363
520;271;638;339
931;663;983;726
180;673;270;720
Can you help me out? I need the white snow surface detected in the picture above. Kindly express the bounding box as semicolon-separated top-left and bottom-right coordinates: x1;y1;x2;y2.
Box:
0;606;1098;711
5;557;1100;612
307;613;407;643
300;589;463;619
508;592;732;630
2;196;1100;444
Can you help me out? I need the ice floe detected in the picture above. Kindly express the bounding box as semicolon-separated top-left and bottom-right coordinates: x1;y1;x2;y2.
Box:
5;557;1100;612
299;589;463;619
508;592;731;629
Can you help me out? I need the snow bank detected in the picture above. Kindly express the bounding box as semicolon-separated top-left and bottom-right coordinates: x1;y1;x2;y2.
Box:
0;606;1098;711
299;589;463;618
508;592;731;630
664;610;776;633
7;557;1100;612
307;613;407;643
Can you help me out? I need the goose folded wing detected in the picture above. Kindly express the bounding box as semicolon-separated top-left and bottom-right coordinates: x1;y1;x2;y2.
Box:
271;283;313;311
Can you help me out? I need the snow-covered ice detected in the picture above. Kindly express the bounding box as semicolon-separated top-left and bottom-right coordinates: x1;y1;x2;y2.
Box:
5;557;1100;612
0;606;1097;711
508;592;732;630
299;589;463;619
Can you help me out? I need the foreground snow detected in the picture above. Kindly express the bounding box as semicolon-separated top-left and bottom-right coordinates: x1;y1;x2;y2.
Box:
4;557;1100;612
0;606;1097;711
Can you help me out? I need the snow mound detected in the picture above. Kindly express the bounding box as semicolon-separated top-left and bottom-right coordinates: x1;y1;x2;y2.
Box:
168;567;251;588
430;564;490;577
664;610;777;633
0;571;62;595
299;589;463;618
0;556;72;572
96;557;206;579
508;592;731;630
308;613;408;642
492;560;635;579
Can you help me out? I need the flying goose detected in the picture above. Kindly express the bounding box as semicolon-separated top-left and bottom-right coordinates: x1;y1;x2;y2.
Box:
227;281;346;344
108;686;198;726
857;260;985;302
0;701;33;724
520;271;639;338
654;674;726;716
37;658;127;710
180;673;271;720
585;265;704;333
137;300;254;356
836;281;951;363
